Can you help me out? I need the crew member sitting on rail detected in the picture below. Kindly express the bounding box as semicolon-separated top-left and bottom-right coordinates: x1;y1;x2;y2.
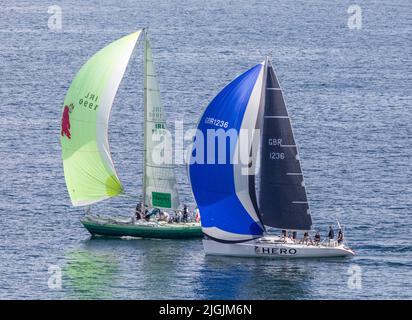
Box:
173;210;182;223
302;232;310;244
314;231;321;245
158;210;169;222
182;204;189;223
135;203;143;220
195;207;201;223
144;208;159;221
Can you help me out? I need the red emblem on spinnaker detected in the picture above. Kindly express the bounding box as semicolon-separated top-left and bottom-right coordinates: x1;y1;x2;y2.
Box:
61;104;74;139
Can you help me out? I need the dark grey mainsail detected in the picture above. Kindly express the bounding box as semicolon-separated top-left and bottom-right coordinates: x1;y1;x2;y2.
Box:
258;61;312;230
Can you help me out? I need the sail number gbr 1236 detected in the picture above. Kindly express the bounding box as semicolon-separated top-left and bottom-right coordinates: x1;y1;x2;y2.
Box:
204;117;229;128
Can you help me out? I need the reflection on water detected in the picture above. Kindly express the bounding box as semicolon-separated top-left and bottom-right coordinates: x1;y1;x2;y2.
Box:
132;238;204;299
72;237;204;299
241;262;314;299
65;237;317;299
0;0;411;300
63;248;118;299
194;256;314;299
139;239;180;295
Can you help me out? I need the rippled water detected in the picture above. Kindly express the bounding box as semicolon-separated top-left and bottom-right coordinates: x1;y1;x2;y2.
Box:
0;0;411;299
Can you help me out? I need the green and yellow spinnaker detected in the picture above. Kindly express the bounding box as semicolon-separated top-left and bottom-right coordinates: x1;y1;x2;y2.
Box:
60;31;142;206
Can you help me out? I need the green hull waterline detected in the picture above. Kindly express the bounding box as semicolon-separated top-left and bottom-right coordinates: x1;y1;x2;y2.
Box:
81;220;203;239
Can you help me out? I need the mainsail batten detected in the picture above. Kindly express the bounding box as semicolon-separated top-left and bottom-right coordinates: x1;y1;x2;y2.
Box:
258;62;313;230
143;32;181;210
61;31;142;206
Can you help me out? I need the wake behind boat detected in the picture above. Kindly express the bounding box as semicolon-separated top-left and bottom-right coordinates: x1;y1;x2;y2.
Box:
60;29;202;239
189;57;354;258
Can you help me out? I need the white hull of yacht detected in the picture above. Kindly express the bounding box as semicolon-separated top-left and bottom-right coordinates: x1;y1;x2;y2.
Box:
203;236;355;258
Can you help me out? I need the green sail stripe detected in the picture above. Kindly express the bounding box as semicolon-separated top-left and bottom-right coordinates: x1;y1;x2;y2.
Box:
61;31;142;206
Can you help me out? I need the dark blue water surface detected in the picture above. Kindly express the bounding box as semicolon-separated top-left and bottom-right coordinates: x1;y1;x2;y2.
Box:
0;0;411;299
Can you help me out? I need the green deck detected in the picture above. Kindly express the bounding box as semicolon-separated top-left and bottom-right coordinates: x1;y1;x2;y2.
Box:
81;219;203;239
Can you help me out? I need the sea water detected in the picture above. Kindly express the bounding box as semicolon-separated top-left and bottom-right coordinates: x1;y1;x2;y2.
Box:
0;0;411;299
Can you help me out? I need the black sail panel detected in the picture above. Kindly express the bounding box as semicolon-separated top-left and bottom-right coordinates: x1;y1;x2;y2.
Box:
258;63;312;230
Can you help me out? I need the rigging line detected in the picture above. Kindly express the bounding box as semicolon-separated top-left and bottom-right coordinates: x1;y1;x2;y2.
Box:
119;193;141;200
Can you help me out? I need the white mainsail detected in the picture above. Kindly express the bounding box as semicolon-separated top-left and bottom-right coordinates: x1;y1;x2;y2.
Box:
142;31;181;210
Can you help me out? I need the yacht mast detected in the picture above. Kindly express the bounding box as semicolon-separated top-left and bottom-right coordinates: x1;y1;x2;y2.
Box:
142;28;148;213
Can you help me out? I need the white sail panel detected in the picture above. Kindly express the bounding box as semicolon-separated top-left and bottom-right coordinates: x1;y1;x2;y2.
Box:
143;33;180;209
233;61;265;225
